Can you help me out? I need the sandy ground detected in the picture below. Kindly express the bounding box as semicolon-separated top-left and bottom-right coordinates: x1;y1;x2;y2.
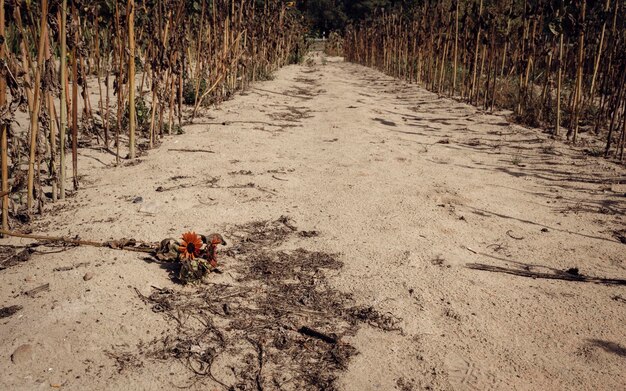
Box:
1;51;626;390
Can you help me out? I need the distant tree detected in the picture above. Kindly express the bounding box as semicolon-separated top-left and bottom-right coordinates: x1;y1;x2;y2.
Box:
297;0;347;35
298;0;413;35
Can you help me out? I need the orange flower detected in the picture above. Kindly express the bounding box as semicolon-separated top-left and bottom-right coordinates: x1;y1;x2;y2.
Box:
179;232;203;260
204;233;226;268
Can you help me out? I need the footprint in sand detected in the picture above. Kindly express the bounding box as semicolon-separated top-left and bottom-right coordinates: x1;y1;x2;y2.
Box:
445;353;501;390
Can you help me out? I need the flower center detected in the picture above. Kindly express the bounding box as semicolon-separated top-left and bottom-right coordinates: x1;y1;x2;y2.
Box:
187;243;196;254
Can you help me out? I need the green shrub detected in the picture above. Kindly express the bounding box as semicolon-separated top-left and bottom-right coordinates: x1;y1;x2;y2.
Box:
123;96;151;131
183;78;208;105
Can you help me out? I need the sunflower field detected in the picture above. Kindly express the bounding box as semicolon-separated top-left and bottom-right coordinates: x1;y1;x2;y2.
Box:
343;0;626;157
0;0;306;230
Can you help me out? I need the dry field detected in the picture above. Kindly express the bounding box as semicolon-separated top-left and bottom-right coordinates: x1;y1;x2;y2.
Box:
1;52;625;390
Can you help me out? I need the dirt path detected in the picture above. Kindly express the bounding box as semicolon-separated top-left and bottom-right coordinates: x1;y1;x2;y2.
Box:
2;52;626;390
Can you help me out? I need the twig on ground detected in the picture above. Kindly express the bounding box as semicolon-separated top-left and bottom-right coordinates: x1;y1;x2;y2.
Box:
167;148;214;154
297;326;338;344
53;261;90;271
506;230;525;240
23;283;50;297
0;230;155;254
254;187;278;195
467;263;626;285
247;337;265;391
194;120;278;126
463;246;478;254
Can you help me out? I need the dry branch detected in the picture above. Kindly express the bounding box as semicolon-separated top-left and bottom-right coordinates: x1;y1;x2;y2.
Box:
297;326;338;344
467;263;626;286
23;283;50;297
167;148;214;154
0;229;154;253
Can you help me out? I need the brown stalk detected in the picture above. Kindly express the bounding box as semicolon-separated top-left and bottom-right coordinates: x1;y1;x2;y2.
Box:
26;0;48;209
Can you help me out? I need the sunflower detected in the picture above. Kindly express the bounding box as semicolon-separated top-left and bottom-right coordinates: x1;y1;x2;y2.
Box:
179;232;203;260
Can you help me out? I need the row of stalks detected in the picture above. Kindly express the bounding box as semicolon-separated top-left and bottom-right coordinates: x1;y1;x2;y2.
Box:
0;0;306;230
344;0;626;159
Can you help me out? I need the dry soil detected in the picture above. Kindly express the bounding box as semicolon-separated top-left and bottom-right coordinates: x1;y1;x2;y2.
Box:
1;52;625;390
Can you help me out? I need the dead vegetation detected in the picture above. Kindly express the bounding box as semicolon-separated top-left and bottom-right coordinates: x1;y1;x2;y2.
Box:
130;217;402;390
344;1;626;158
0;304;22;319
0;245;35;270
0;0;307;231
324;32;343;57
268;106;314;122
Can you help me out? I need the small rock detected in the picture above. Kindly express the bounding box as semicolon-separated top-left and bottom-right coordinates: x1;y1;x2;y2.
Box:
11;344;33;364
83;272;94;281
132;196;143;204
541;228;549;232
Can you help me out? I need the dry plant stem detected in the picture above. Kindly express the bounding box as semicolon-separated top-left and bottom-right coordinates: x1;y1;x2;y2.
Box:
79;53;93;121
467;263;626;286
128;0;136;159
0;1;304;219
104;53;110;148
615;99;626;162
59;0;68;199
470;0;483;104
0;230;154;254
570;0;586;143
47;94;57;202
168;75;175;135
95;12;104;142
594;2;618;139
114;1;123;165
343;1;626;150
0;0;7;232
604;72;626;157
589;0;611;100
193;31;245;116
192;0;206;114
177;70;182;128
149;90;157;149
556;28;563;136
14;10;34;112
71;4;79;190
167;148;214;153
44;31;58;202
452;0;459;96
26;0;48;210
